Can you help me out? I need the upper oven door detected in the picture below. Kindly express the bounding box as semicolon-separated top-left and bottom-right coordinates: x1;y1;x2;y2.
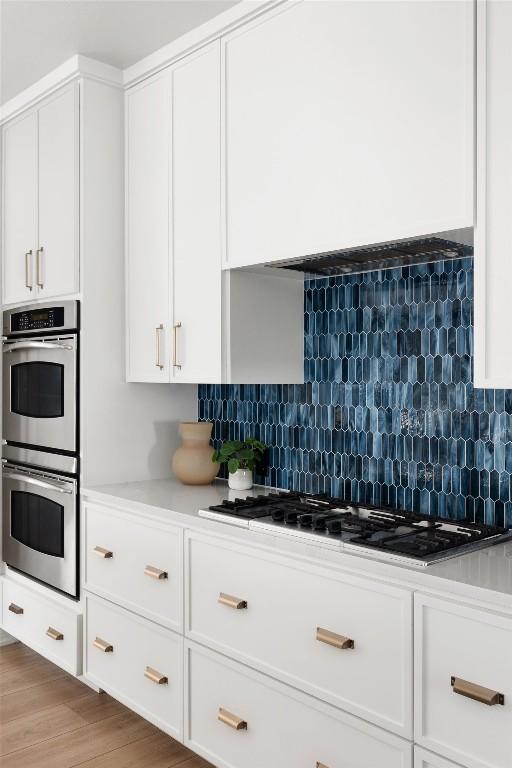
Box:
2;335;77;453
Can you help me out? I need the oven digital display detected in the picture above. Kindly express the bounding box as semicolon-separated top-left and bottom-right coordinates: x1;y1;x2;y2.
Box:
10;307;65;333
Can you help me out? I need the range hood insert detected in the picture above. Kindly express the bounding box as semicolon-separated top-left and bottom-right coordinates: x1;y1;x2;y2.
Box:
267;238;466;278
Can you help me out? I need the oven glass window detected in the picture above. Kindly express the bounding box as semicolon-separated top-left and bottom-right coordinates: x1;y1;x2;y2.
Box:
11;362;64;418
11;491;64;558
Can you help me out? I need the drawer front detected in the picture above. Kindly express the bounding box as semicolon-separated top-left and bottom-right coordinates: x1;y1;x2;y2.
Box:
84;593;182;740
186;533;412;736
84;503;183;631
414;747;466;768
415;593;512;768
1;579;81;675
185;640;412;768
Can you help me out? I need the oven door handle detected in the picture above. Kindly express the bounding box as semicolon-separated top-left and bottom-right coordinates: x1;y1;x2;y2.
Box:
2;341;74;353
2;470;74;494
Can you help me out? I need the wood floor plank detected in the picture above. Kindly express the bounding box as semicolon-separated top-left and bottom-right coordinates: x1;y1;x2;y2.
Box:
0;655;67;696
72;731;190;768
0;699;92;756
0;711;157;768
64;692;128;723
0;674;87;725
0;644;38;672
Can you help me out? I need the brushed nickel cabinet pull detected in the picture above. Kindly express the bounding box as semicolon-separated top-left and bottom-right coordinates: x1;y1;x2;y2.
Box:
144;666;168;685
144;565;168;580
93;637;114;653
8;603;24;615
451;676;505;706
94;546;113;559
218;707;247;730
155;324;164;369
46;627;64;641
218;592;247;610
316;626;354;650
173;322;182;369
24;250;33;290
36;246;44;288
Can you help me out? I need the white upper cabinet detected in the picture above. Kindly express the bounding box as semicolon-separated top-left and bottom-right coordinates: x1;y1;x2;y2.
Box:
474;0;512;388
171;43;222;383
222;0;474;268
125;71;172;382
2;82;79;305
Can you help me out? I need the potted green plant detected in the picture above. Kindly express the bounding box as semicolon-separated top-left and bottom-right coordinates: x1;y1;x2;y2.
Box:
212;437;266;490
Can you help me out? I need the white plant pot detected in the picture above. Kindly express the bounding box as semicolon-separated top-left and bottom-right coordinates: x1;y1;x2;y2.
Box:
228;468;253;491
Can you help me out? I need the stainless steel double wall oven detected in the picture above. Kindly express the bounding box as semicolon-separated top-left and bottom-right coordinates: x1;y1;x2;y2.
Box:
2;301;79;597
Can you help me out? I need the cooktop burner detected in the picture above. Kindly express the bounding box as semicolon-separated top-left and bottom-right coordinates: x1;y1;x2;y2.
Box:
199;491;512;566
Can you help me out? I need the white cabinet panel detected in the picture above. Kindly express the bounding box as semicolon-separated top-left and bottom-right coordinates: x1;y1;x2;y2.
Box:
223;0;473;268
474;0;512;387
126;72;172;382
37;83;79;299
185;640;413;768
186;532;413;737
415;593;512;768
415;747;465;768
172;42;222;383
2;111;38;305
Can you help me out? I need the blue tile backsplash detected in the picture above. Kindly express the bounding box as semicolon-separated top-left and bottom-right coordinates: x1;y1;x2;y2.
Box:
198;243;512;528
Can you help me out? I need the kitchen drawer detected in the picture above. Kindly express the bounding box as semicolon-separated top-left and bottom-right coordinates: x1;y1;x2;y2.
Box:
186;532;413;737
84;593;183;740
414;593;512;768
414;747;466;768
83;502;183;631
1;578;81;675
185;640;412;768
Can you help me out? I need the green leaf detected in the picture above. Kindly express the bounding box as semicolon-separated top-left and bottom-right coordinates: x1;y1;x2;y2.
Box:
228;458;239;474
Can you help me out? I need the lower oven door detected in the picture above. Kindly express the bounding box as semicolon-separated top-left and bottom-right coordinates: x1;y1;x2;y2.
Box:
2;464;78;597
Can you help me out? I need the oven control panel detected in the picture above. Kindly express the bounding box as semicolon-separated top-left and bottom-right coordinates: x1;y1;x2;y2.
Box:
3;302;78;336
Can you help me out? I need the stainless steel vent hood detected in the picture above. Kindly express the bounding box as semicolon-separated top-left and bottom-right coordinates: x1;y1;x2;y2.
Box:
266;237;466;279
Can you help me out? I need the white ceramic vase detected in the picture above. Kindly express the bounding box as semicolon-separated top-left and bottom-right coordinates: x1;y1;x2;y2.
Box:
228;468;253;491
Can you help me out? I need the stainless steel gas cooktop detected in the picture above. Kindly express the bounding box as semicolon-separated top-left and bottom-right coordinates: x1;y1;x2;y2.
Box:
198;491;512;567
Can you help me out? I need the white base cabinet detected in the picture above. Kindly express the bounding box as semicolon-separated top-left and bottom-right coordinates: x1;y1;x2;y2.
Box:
185;640;413;768
415;747;466;768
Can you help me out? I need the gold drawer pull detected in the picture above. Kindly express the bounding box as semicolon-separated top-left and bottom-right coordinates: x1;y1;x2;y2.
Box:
218;707;247;731
451;676;505;706
218;592;247;610
316;627;354;650
94;546;113;559
8;603;24;615
46;627;64;641
144;565;168;580
93;637;114;653
317;763;330;768
144;666;168;685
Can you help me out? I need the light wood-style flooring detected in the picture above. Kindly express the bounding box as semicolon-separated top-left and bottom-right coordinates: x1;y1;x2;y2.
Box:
0;642;212;768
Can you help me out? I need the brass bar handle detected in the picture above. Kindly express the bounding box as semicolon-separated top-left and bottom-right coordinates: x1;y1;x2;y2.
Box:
93;637;114;653
144;666;168;685
144;565;168;580
8;603;24;615
46;626;64;641
24;250;33;290
451;676;505;706
36;246;44;288
317;763;330;768
155;324;164;369
173;322;182;369
218;707;247;731
94;546;113;559
218;592;247;610
316;627;354;650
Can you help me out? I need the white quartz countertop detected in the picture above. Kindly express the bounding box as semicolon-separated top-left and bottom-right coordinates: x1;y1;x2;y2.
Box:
83;478;512;613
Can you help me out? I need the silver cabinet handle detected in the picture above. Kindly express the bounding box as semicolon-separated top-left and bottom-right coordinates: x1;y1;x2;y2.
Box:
155;324;164;369
3;340;74;353
173;322;182;369
2;470;74;494
24;250;33;290
36;246;44;288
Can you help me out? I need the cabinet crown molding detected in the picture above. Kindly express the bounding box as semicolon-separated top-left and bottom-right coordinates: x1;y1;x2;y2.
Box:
0;54;123;126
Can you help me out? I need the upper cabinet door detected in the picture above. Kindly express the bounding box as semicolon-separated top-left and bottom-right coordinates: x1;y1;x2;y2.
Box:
474;0;512;388
37;83;79;300
2;111;38;305
126;72;172;382
222;0;474;268
172;42;222;383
